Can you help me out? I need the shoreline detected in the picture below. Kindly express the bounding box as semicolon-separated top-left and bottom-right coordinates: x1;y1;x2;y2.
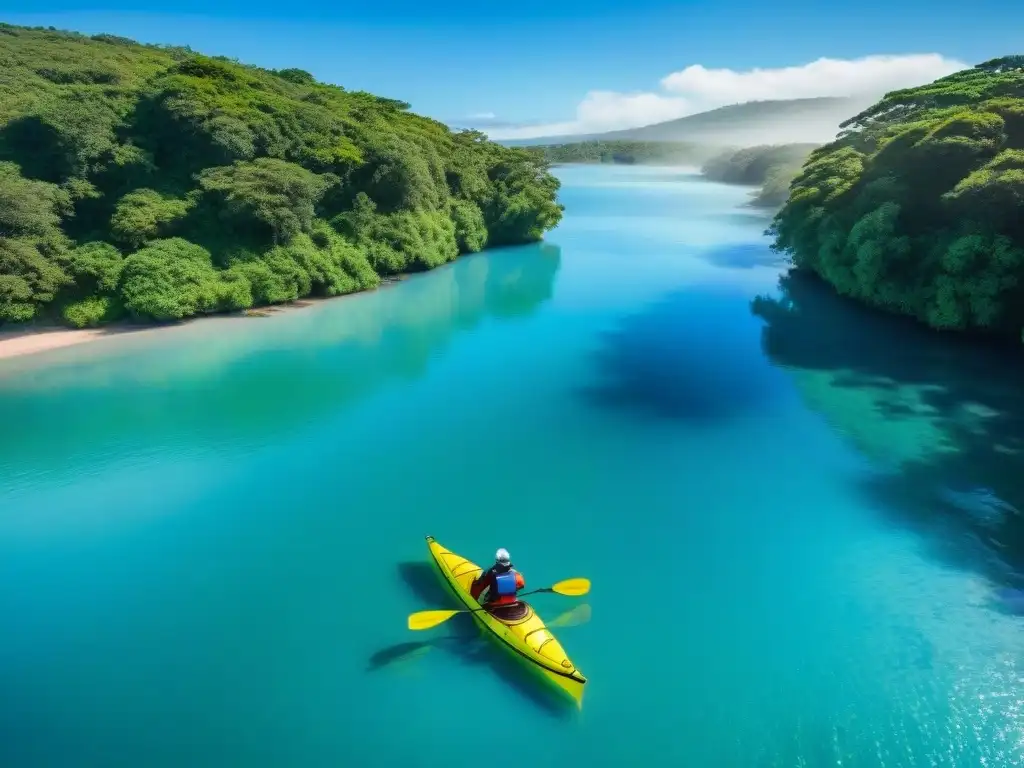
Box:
0;325;137;362
0;276;408;363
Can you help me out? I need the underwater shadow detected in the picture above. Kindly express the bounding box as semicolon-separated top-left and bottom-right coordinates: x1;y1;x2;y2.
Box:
698;241;788;271
396;561;456;612
751;271;1024;588
579;287;776;423
372;561;575;720
984;587;1024;617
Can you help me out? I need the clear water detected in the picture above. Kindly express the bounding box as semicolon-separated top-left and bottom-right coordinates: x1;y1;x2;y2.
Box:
3;165;1024;767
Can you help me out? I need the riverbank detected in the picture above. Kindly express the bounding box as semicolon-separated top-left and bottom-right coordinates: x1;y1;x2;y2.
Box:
0;326;133;362
0;276;408;363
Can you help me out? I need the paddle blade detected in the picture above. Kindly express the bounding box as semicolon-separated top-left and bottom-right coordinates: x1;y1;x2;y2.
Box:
407;609;461;631
550;577;591;596
548;603;592;629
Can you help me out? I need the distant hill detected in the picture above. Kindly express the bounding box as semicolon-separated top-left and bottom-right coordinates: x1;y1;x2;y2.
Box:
505;96;874;148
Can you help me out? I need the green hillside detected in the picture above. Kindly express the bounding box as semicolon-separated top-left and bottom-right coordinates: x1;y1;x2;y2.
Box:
0;24;563;327
701;143;818;207
769;57;1024;338
505;96;869;147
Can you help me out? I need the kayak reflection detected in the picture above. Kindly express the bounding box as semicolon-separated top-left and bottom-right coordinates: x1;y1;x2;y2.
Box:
548;602;592;629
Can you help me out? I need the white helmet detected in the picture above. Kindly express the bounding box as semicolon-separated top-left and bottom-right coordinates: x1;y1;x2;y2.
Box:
495;548;511;566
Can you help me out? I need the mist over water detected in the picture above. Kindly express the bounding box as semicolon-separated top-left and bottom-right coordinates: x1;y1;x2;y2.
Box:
502;95;877;147
1;165;1023;766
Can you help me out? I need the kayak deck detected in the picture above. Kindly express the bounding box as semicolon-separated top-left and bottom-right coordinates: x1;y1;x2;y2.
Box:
425;536;586;708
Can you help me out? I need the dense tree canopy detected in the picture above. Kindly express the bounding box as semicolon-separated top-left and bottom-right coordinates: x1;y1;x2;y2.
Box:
701;144;818;208
536;140;715;167
769;57;1024;338
0;24;563;327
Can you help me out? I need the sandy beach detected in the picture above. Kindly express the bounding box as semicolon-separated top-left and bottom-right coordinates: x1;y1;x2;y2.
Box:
0;326;122;361
0;278;408;363
0;312;292;362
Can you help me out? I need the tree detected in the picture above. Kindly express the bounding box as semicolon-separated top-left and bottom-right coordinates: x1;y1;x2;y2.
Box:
120;238;223;320
769;57;1024;338
109;188;193;248
197;158;336;243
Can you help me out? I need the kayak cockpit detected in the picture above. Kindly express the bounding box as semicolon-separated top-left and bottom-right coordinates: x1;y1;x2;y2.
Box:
487;601;533;624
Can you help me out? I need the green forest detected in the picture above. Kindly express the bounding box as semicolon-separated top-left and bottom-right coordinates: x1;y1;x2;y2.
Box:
536;140;715;167
0;24;563;327
769;56;1024;338
701;144;817;207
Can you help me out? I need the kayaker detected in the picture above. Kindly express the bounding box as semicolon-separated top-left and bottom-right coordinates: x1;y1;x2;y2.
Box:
470;548;525;607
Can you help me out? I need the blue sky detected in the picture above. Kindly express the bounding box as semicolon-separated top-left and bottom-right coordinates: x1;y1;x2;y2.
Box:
3;0;1021;136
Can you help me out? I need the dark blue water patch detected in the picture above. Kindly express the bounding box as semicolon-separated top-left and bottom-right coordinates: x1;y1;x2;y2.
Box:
698;241;787;271
987;587;1024;616
855;467;1023;587
580;285;784;423
752;271;1024;584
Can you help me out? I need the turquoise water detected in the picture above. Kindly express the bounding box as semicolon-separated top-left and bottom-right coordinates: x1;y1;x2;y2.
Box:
3;165;1024;766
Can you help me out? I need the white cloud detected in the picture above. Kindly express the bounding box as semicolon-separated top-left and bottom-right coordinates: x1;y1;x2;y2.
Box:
467;111;497;120
486;53;968;140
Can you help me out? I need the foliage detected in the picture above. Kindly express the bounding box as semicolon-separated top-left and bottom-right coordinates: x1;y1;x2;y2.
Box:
701;144;818;208
196;158;335;244
537;140;716;166
0;24;562;326
449;198;487;253
226;222;380;303
62;294;120;327
0;160;72;238
770;57;1024;337
118;237;227;320
109;188;193;248
63;240;124;294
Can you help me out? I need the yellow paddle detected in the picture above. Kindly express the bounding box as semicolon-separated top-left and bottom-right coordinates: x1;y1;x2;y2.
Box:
407;578;591;631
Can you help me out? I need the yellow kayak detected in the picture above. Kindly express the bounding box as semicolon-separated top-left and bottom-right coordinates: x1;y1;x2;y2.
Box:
425;535;587;708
